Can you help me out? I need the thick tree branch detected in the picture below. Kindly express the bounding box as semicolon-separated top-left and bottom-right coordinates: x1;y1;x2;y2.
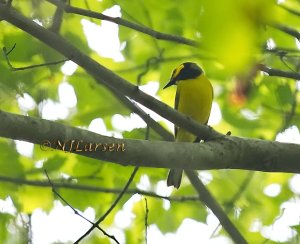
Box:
46;0;198;46
0;4;219;141
0;5;247;242
1;5;297;243
1;110;300;173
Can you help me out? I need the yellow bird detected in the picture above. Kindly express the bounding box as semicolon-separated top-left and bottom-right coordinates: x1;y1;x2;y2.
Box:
163;62;213;188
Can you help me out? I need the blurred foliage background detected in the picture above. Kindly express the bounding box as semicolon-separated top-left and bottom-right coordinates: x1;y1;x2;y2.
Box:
1;0;300;243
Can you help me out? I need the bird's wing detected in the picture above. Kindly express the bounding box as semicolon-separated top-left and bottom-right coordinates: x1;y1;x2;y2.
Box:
174;88;180;137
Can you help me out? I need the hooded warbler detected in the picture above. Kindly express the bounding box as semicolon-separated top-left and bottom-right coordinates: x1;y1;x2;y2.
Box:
163;62;213;188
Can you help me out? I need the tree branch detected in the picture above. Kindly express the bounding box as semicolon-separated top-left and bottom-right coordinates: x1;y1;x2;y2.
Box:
0;174;200;202
1;110;300;173
0;5;247;242
258;64;300;80
2;43;68;71
0;3;219;141
185;170;247;244
1;5;296;243
45;0;198;46
75;167;139;243
45;170;120;244
270;23;300;40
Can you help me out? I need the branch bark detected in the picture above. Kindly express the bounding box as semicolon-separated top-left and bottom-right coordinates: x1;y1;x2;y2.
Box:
1;110;300;173
0;3;219;141
1;5;299;243
258;64;300;80
0;5;247;242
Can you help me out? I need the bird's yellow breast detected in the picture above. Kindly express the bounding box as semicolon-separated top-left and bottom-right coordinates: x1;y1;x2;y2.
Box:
176;74;213;142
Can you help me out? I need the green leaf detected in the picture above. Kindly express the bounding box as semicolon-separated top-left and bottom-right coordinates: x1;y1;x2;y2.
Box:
277;83;293;106
43;155;67;173
0;141;23;177
0;213;12;242
69;71;129;125
17;186;53;213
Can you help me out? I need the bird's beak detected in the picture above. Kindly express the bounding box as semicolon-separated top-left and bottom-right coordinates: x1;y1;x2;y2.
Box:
163;78;176;89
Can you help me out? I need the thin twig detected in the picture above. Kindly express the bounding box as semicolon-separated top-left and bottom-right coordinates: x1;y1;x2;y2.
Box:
210;172;255;238
144;120;150;244
264;47;300;55
28;214;32;244
116;54;213;73
45;170;120;244
270;23;300;40
137;53;163;85
280;56;296;73
4;42;16;55
46;0;198;47
144;198;149;244
2;44;68;71
258;64;300;80
0;174;200;201
75;167;139;243
45;170;91;223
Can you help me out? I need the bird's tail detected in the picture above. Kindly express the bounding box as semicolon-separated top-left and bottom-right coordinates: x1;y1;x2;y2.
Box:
167;169;183;189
